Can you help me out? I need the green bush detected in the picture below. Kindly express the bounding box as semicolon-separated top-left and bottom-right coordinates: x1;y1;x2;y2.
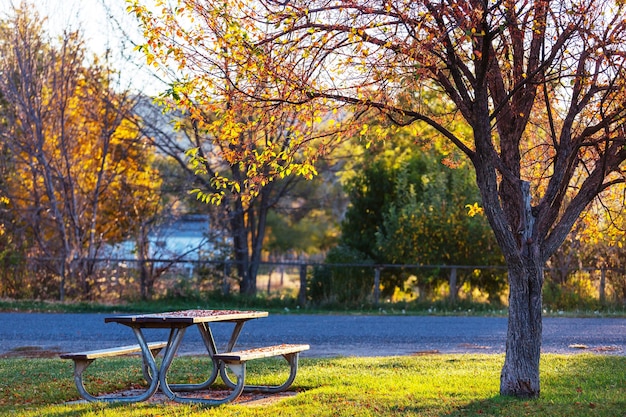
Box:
309;245;374;307
543;277;601;311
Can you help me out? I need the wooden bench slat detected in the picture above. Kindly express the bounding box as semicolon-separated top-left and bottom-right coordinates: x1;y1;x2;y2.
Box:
60;341;168;360
213;343;309;362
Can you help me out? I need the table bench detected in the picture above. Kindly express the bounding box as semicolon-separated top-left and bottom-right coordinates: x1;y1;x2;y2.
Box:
215;343;310;394
60;341;168;403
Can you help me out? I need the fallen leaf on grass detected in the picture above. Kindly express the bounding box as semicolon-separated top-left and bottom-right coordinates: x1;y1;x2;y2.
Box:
568;344;588;349
590;345;621;352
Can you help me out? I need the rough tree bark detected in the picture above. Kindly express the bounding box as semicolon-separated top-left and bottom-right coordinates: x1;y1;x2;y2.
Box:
500;182;544;397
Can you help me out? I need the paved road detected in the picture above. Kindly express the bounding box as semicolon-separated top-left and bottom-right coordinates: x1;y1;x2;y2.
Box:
0;312;624;357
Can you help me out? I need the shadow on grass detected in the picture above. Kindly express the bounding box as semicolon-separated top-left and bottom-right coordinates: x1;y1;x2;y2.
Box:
440;354;626;417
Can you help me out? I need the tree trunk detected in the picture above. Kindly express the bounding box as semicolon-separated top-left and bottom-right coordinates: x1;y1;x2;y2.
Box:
230;204;254;295
500;258;543;397
500;182;543;398
230;189;271;296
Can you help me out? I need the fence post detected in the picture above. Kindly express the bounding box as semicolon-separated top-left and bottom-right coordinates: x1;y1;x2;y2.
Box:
59;259;66;302
599;268;606;304
449;267;457;303
298;263;307;307
374;267;381;305
222;261;231;296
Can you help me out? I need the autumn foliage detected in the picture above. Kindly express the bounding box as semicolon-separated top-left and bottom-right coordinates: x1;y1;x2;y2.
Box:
0;5;161;299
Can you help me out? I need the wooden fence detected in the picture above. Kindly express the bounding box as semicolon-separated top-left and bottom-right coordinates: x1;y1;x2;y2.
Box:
0;257;624;306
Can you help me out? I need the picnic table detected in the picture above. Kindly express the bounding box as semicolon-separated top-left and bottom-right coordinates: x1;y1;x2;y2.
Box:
60;309;309;406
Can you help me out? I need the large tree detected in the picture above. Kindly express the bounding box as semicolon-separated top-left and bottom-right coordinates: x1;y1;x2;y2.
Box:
129;0;626;397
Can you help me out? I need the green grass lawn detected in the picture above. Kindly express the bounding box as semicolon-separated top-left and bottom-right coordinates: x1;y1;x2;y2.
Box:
2;297;625;318
0;354;623;417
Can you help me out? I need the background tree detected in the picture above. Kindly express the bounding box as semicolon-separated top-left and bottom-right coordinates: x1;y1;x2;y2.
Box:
137;101;346;295
129;4;356;295
552;196;626;305
129;0;626;397
332;126;504;302
376;149;505;301
0;4;161;300
340;159;396;262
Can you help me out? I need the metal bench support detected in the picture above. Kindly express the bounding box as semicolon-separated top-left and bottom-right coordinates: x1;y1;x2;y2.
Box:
60;342;167;403
216;344;310;394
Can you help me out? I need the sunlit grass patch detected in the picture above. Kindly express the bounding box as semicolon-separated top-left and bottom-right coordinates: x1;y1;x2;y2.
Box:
0;354;623;417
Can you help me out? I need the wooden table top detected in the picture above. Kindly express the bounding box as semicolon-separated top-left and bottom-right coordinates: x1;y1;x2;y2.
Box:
104;309;269;326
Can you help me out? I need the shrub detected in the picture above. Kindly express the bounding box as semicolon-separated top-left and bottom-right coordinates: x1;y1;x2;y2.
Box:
309;245;375;307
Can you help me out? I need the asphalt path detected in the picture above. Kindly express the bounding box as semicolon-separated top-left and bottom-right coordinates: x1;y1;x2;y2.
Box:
0;312;624;357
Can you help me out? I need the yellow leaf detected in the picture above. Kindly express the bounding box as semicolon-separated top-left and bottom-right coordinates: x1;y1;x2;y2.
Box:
465;203;484;217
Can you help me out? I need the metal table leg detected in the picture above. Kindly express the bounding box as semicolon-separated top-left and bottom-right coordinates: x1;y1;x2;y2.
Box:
157;325;245;405
168;322;220;392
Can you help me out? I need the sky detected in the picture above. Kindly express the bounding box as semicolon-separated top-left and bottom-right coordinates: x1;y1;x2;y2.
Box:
0;0;165;95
